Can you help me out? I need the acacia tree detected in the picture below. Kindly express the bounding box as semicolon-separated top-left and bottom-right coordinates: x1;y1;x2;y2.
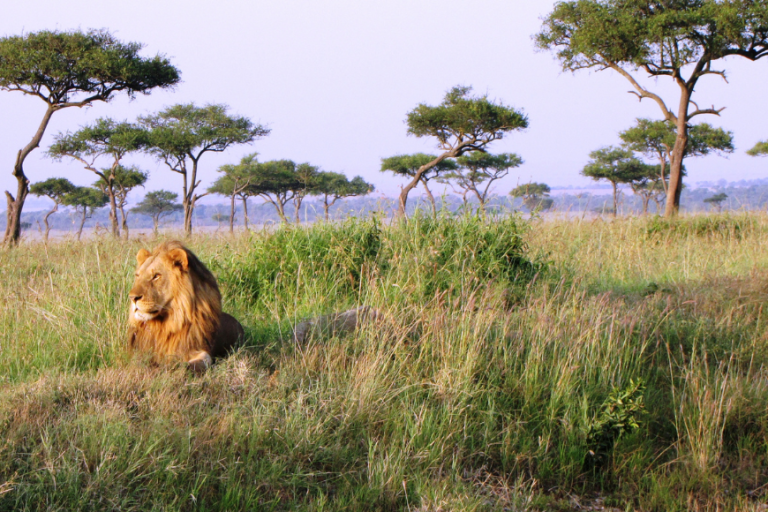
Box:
0;29;179;245
292;163;321;223
510;182;553;212
704;192;728;212
208;154;258;234
130;190;183;235
381;154;457;217
211;211;230;230
48;118;149;237
62;187;109;241
444;152;523;213
115;166;148;239
390;86;528;218
140;104;269;235
93;165;148;239
250;160;302;223
314;173;373;221
624;163;665;214
537;0;768;217
619;118;734;194
748;140;768;156
582;147;646;216
29;177;76;242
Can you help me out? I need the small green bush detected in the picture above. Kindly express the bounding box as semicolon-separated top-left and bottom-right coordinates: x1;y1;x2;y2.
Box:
214;213;543;312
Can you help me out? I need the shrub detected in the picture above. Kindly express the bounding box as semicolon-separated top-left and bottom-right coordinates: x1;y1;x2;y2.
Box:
213;214;543;313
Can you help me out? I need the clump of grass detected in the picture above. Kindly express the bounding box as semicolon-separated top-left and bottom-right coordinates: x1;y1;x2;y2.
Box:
212;213;542;318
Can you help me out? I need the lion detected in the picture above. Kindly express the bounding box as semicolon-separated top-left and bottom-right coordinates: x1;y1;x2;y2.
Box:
127;240;244;373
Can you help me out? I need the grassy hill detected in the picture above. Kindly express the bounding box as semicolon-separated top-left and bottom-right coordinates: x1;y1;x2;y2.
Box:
1;213;767;511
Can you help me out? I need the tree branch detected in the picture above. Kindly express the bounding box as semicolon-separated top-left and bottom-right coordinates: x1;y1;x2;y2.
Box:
606;61;676;123
687;106;725;120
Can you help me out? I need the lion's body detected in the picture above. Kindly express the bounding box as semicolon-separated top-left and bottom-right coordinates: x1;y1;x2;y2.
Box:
128;241;243;371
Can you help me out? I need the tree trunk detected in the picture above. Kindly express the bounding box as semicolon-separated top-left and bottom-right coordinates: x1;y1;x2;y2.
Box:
119;205;129;239
472;187;486;216
183;198;193;235
4;106;56;246
242;196;249;231
642;196;650;215
152;214;160;235
294;195;304;224
76;208;87;241
182;159;197;236
421;179;437;217
611;182;618;216
4;186;28;246
107;185;120;237
324;196;331;221
664;87;692;218
656;149;668;194
397;178;419;219
276;200;289;224
43;203;58;242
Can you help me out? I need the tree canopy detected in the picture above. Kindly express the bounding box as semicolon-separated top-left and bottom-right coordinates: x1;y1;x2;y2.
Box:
537;0;768;216
93;165;148;238
704;192;729;212
48;118;149;237
131;190;183;233
140;103;270;234
445;152;523;212
510;182;554;212
381;153;457;216
748;140;768;156
30;177;77;241
619;118;733;194
209;153;259;232
48;119;149;164
582;146;647;215
30;178;76;203
62;186;109;240
0;29;179;245
314;172;373;220
248;159;303;223
292;163;321;223
621;120;734;159
390;86;527;218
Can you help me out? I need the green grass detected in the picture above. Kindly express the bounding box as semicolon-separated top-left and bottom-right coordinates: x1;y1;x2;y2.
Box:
1;212;767;511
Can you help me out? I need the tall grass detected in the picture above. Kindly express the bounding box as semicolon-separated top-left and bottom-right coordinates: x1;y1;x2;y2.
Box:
1;212;767;511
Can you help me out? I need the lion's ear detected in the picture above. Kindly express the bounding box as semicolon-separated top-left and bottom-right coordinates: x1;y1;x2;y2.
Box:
166;248;189;271
136;249;151;267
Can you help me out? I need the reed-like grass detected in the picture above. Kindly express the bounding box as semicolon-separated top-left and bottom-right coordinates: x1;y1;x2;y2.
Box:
1;212;767;511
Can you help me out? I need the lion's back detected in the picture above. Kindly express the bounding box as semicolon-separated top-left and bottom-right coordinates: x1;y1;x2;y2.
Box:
210;312;245;358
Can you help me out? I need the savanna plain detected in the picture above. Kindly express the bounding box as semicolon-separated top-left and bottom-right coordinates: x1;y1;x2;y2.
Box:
1;213;767;511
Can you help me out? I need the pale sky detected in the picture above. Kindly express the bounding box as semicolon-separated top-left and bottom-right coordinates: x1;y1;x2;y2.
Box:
1;0;766;210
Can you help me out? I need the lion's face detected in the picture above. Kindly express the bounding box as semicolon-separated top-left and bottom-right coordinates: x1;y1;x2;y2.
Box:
129;246;189;323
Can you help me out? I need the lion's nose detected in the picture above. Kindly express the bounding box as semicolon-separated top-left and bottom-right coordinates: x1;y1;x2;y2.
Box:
130;294;142;303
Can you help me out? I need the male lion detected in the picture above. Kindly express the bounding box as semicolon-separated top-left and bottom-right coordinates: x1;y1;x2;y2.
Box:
128;240;244;373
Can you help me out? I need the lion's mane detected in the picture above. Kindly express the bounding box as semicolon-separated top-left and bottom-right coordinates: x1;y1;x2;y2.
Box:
128;241;241;367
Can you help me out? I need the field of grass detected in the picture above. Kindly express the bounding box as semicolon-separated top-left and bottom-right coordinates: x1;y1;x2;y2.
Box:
1;212;767;511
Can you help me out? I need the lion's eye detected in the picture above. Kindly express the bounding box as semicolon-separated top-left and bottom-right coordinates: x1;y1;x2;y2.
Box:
152;273;161;281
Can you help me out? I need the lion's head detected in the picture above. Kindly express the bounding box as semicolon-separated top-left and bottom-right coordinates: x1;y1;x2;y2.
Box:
128;241;231;370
